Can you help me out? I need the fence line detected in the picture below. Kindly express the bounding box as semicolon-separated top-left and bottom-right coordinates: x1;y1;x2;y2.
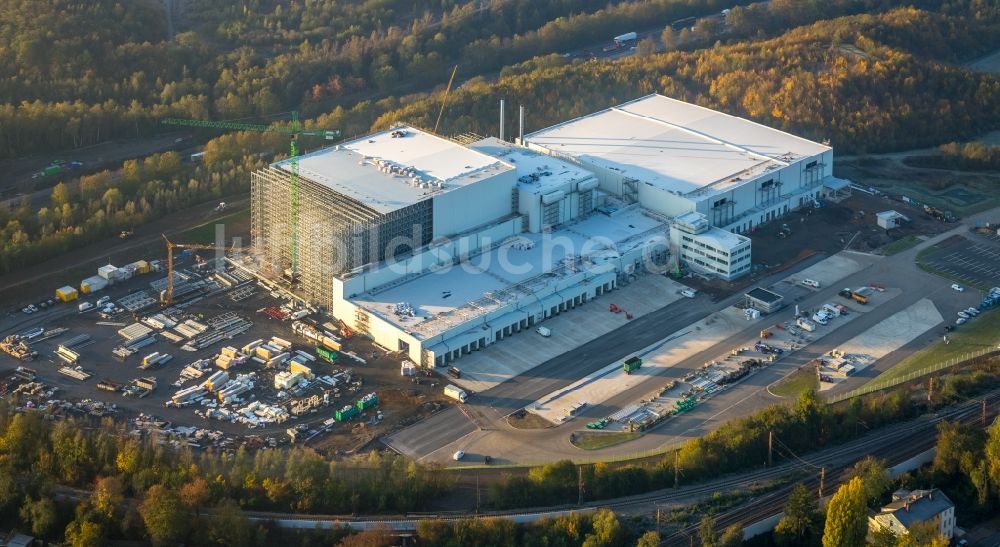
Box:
826;346;1000;404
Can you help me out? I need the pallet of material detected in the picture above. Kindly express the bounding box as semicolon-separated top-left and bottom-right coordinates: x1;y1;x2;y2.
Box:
183;319;209;333
118;323;153;341
55;345;80;364
160;330;185;343
59;366;91;381
174;324;199;338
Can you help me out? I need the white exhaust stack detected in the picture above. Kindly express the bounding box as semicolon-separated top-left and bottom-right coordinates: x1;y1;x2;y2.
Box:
519;105;525;144
499;100;505;141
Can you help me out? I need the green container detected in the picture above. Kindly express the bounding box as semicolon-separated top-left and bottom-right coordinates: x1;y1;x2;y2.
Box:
623;356;642;374
316;346;337;363
356;393;378;410
675;398;696;413
335;405;358;421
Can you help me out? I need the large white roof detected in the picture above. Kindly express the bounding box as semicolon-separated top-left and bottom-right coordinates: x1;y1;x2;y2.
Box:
526;94;830;197
275;125;511;214
352;207;666;339
469;138;596;195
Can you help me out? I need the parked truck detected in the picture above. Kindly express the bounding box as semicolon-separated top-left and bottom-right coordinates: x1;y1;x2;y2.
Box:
444;384;468;403
604;31;637;51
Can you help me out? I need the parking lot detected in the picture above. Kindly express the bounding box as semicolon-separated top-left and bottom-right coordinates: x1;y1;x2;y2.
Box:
449;274;689;393
920;235;1000;289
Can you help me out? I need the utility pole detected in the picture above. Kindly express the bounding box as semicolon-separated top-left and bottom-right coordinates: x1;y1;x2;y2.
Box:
983;399;988;427
674;449;680;488
578;465;584;505
819;468;826;499
928;377;935;402
768;430;774;467
656;507;662;534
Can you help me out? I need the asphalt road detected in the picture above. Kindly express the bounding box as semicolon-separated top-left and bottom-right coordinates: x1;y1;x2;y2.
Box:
385;211;999;465
384;253;830;460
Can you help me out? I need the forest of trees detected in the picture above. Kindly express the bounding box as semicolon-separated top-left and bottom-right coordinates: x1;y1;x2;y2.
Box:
3;0;995;158
3;5;996;276
0;0;752;158
374;7;1000;155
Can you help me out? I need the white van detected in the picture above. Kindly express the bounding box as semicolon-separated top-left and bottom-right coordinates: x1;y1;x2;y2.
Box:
96;296;111;306
78;302;94;312
536;326;552;337
681;288;698;298
800;279;821;289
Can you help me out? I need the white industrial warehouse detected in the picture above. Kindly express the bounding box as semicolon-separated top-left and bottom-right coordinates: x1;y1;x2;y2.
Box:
251;94;837;366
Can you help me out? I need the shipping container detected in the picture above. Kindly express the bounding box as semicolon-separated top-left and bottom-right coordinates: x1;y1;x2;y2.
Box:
316;346;337;363
97;264;119;280
335;405;359;421
623;356;642;374
55;286;78;302
320;336;341;352
127;260;150;274
356;392;378;410
80;275;108;293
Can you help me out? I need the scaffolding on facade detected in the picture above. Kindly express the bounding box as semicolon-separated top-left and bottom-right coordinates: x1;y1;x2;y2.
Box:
252;165;434;311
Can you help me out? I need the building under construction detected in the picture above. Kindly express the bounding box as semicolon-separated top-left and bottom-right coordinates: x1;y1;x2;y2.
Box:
251;125;515;309
251;97;835;367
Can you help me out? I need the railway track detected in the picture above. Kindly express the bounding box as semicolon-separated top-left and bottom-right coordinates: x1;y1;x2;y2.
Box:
661;392;999;545
234;391;1000;532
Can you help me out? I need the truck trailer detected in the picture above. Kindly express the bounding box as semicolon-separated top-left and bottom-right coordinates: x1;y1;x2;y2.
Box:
444;384;468;403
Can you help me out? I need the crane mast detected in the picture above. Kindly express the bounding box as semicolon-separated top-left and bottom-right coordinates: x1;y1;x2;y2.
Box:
162;114;339;278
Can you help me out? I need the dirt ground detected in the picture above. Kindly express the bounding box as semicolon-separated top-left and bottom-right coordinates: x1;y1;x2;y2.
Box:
1;256;454;456
835;156;1000;216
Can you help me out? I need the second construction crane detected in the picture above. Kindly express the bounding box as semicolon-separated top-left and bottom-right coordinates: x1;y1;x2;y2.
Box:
162;113;340;277
160;235;237;305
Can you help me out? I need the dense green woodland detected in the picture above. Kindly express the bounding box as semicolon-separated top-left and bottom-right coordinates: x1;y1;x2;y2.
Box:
0;0;748;158
0;4;997;277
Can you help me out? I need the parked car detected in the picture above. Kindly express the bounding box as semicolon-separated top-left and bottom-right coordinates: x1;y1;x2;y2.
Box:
957;311;970;319
452;451;465;461
956;317;967;325
966;307;980;316
951;284;964;291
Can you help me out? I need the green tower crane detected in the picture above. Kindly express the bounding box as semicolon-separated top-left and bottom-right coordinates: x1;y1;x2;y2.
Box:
162;113;340;276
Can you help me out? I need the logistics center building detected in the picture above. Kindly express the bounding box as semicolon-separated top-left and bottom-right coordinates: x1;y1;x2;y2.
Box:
251;96;835;366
